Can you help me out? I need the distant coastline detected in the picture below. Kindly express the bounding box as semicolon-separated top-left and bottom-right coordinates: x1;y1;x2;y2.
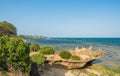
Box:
19;34;47;39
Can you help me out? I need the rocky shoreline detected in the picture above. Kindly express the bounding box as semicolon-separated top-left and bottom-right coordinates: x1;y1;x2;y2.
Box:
31;63;102;76
31;63;120;76
45;46;104;69
30;46;120;76
30;46;104;76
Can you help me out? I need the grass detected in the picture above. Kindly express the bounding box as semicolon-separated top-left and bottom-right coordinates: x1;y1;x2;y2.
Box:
0;70;29;76
70;64;120;76
87;64;120;76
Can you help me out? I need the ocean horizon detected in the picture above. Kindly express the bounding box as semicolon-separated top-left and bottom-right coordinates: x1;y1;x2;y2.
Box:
26;37;120;46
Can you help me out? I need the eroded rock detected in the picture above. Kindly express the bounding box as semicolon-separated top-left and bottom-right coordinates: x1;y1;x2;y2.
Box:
44;46;104;69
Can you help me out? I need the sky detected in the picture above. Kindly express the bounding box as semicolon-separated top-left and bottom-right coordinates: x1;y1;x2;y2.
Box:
0;0;120;37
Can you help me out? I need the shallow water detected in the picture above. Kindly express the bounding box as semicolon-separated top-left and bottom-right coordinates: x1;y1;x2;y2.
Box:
27;38;120;67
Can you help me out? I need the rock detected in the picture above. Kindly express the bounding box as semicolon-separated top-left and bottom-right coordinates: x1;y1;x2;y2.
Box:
88;46;93;51
65;71;74;76
95;49;104;58
44;46;104;69
40;64;101;76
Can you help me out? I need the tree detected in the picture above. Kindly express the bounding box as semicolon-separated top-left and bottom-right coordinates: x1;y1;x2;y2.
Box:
0;21;17;36
0;36;31;73
30;42;40;52
39;46;55;55
59;50;72;59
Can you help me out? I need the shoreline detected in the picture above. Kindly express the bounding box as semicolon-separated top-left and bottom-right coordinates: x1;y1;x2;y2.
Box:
30;63;120;76
28;38;120;68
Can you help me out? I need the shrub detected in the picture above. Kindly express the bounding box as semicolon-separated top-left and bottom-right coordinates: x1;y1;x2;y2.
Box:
30;42;40;52
39;46;55;55
6;37;31;73
0;36;9;70
59;50;72;59
31;54;46;65
0;36;31;73
71;55;80;60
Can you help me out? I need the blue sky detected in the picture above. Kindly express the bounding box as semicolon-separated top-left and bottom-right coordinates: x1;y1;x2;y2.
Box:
0;0;120;37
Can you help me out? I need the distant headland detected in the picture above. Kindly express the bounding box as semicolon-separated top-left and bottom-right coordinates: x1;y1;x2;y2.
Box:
18;34;47;39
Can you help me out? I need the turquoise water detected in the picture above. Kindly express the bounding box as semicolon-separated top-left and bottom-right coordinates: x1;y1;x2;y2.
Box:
27;38;120;66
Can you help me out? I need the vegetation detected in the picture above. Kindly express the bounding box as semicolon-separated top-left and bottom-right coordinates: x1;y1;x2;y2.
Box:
59;50;72;59
30;42;40;52
31;54;46;65
71;55;80;60
0;36;9;70
86;64;120;76
39;46;55;55
0;21;17;36
19;34;47;39
0;36;31;73
0;21;119;76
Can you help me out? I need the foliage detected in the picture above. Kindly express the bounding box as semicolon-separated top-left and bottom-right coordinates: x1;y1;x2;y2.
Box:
59;50;72;59
6;37;31;73
0;36;31;73
39;46;55;55
30;42;40;52
0;21;17;36
71;55;80;60
31;54;46;65
0;36;9;70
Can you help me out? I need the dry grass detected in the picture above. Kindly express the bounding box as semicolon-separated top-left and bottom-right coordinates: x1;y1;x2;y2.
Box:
0;71;29;76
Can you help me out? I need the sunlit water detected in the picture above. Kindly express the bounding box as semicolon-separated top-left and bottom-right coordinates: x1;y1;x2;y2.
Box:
27;38;120;67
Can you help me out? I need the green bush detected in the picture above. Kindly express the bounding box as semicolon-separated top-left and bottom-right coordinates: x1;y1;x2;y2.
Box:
39;46;55;55
30;42;40;52
71;55;80;60
31;54;46;65
0;36;9;70
59;50;72;59
0;36;31;73
6;37;31;73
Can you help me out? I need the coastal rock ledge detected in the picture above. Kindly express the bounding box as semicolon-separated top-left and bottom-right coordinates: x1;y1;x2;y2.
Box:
44;46;104;69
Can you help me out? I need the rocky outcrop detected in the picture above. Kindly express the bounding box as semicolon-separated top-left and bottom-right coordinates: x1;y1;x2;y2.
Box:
44;46;104;69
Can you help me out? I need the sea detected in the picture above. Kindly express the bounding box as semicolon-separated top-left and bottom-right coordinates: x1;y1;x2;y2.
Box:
27;38;120;67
